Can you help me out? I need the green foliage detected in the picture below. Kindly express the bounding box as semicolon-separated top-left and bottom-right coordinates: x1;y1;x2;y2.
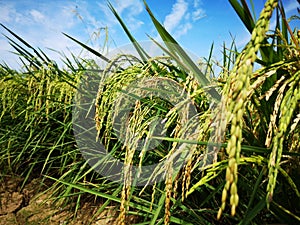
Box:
0;0;299;224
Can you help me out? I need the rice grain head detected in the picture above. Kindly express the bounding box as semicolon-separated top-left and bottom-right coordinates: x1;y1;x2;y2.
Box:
266;73;300;204
217;0;278;219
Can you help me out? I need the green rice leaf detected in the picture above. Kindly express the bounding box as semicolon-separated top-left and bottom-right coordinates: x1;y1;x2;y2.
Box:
143;1;220;101
107;1;150;62
228;0;255;33
63;32;111;64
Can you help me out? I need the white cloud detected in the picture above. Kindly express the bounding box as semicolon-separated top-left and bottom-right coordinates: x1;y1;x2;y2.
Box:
0;1;99;69
175;22;192;37
115;0;143;16
97;0;144;31
0;4;14;23
163;0;188;34
235;33;251;49
162;0;205;39
0;3;24;24
192;8;206;21
127;18;144;31
70;1;108;43
0;0;210;68
29;9;45;22
185;12;191;20
116;0;144;31
0;0;145;70
193;0;200;8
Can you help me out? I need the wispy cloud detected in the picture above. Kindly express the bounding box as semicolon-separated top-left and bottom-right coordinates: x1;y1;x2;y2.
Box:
0;0;211;69
0;2;105;68
163;0;188;35
29;9;45;22
175;22;192;37
0;0;148;69
193;0;201;8
0;3;16;23
162;0;205;38
114;0;143;15
97;0;144;31
0;1;109;68
192;8;205;21
0;2;28;25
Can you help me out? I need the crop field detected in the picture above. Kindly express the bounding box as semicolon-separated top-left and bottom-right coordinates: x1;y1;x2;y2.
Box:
0;0;299;224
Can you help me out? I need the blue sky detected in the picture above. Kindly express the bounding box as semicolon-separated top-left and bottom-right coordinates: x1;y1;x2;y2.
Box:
0;0;299;69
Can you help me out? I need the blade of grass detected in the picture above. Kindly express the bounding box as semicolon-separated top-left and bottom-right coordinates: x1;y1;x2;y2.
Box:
143;0;220;101
239;199;266;225
107;1;150;62
239;167;266;224
229;0;255;33
45;175;187;224
63;32;112;64
1;23;48;63
149;191;165;225
204;42;214;77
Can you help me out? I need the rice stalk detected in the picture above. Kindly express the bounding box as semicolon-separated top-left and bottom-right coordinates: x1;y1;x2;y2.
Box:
290;113;300;133
95;55;144;136
266;71;300;204
218;0;278;219
265;78;288;147
1;1;299;224
164;163;173;225
149;182;156;212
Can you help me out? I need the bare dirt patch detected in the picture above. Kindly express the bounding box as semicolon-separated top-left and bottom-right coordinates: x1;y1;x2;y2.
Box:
0;175;121;225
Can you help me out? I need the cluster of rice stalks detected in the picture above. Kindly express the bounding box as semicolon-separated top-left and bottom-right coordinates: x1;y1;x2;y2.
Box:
0;23;85;191
0;0;299;224
91;54;211;224
89;0;299;224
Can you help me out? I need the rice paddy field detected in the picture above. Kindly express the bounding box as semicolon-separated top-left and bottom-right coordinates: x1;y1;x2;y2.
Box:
0;0;299;224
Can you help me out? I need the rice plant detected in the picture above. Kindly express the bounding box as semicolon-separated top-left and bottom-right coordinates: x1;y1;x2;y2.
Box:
0;0;299;224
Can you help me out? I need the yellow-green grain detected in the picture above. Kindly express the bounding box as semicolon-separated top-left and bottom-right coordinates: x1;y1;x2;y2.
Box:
218;0;278;218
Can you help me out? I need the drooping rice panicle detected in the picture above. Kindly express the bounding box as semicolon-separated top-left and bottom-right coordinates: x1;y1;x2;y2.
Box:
1;1;299;224
290;113;300;133
217;0;278;219
164;163;173;225
266;71;300;204
149;182;157;212
265;79;288;147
